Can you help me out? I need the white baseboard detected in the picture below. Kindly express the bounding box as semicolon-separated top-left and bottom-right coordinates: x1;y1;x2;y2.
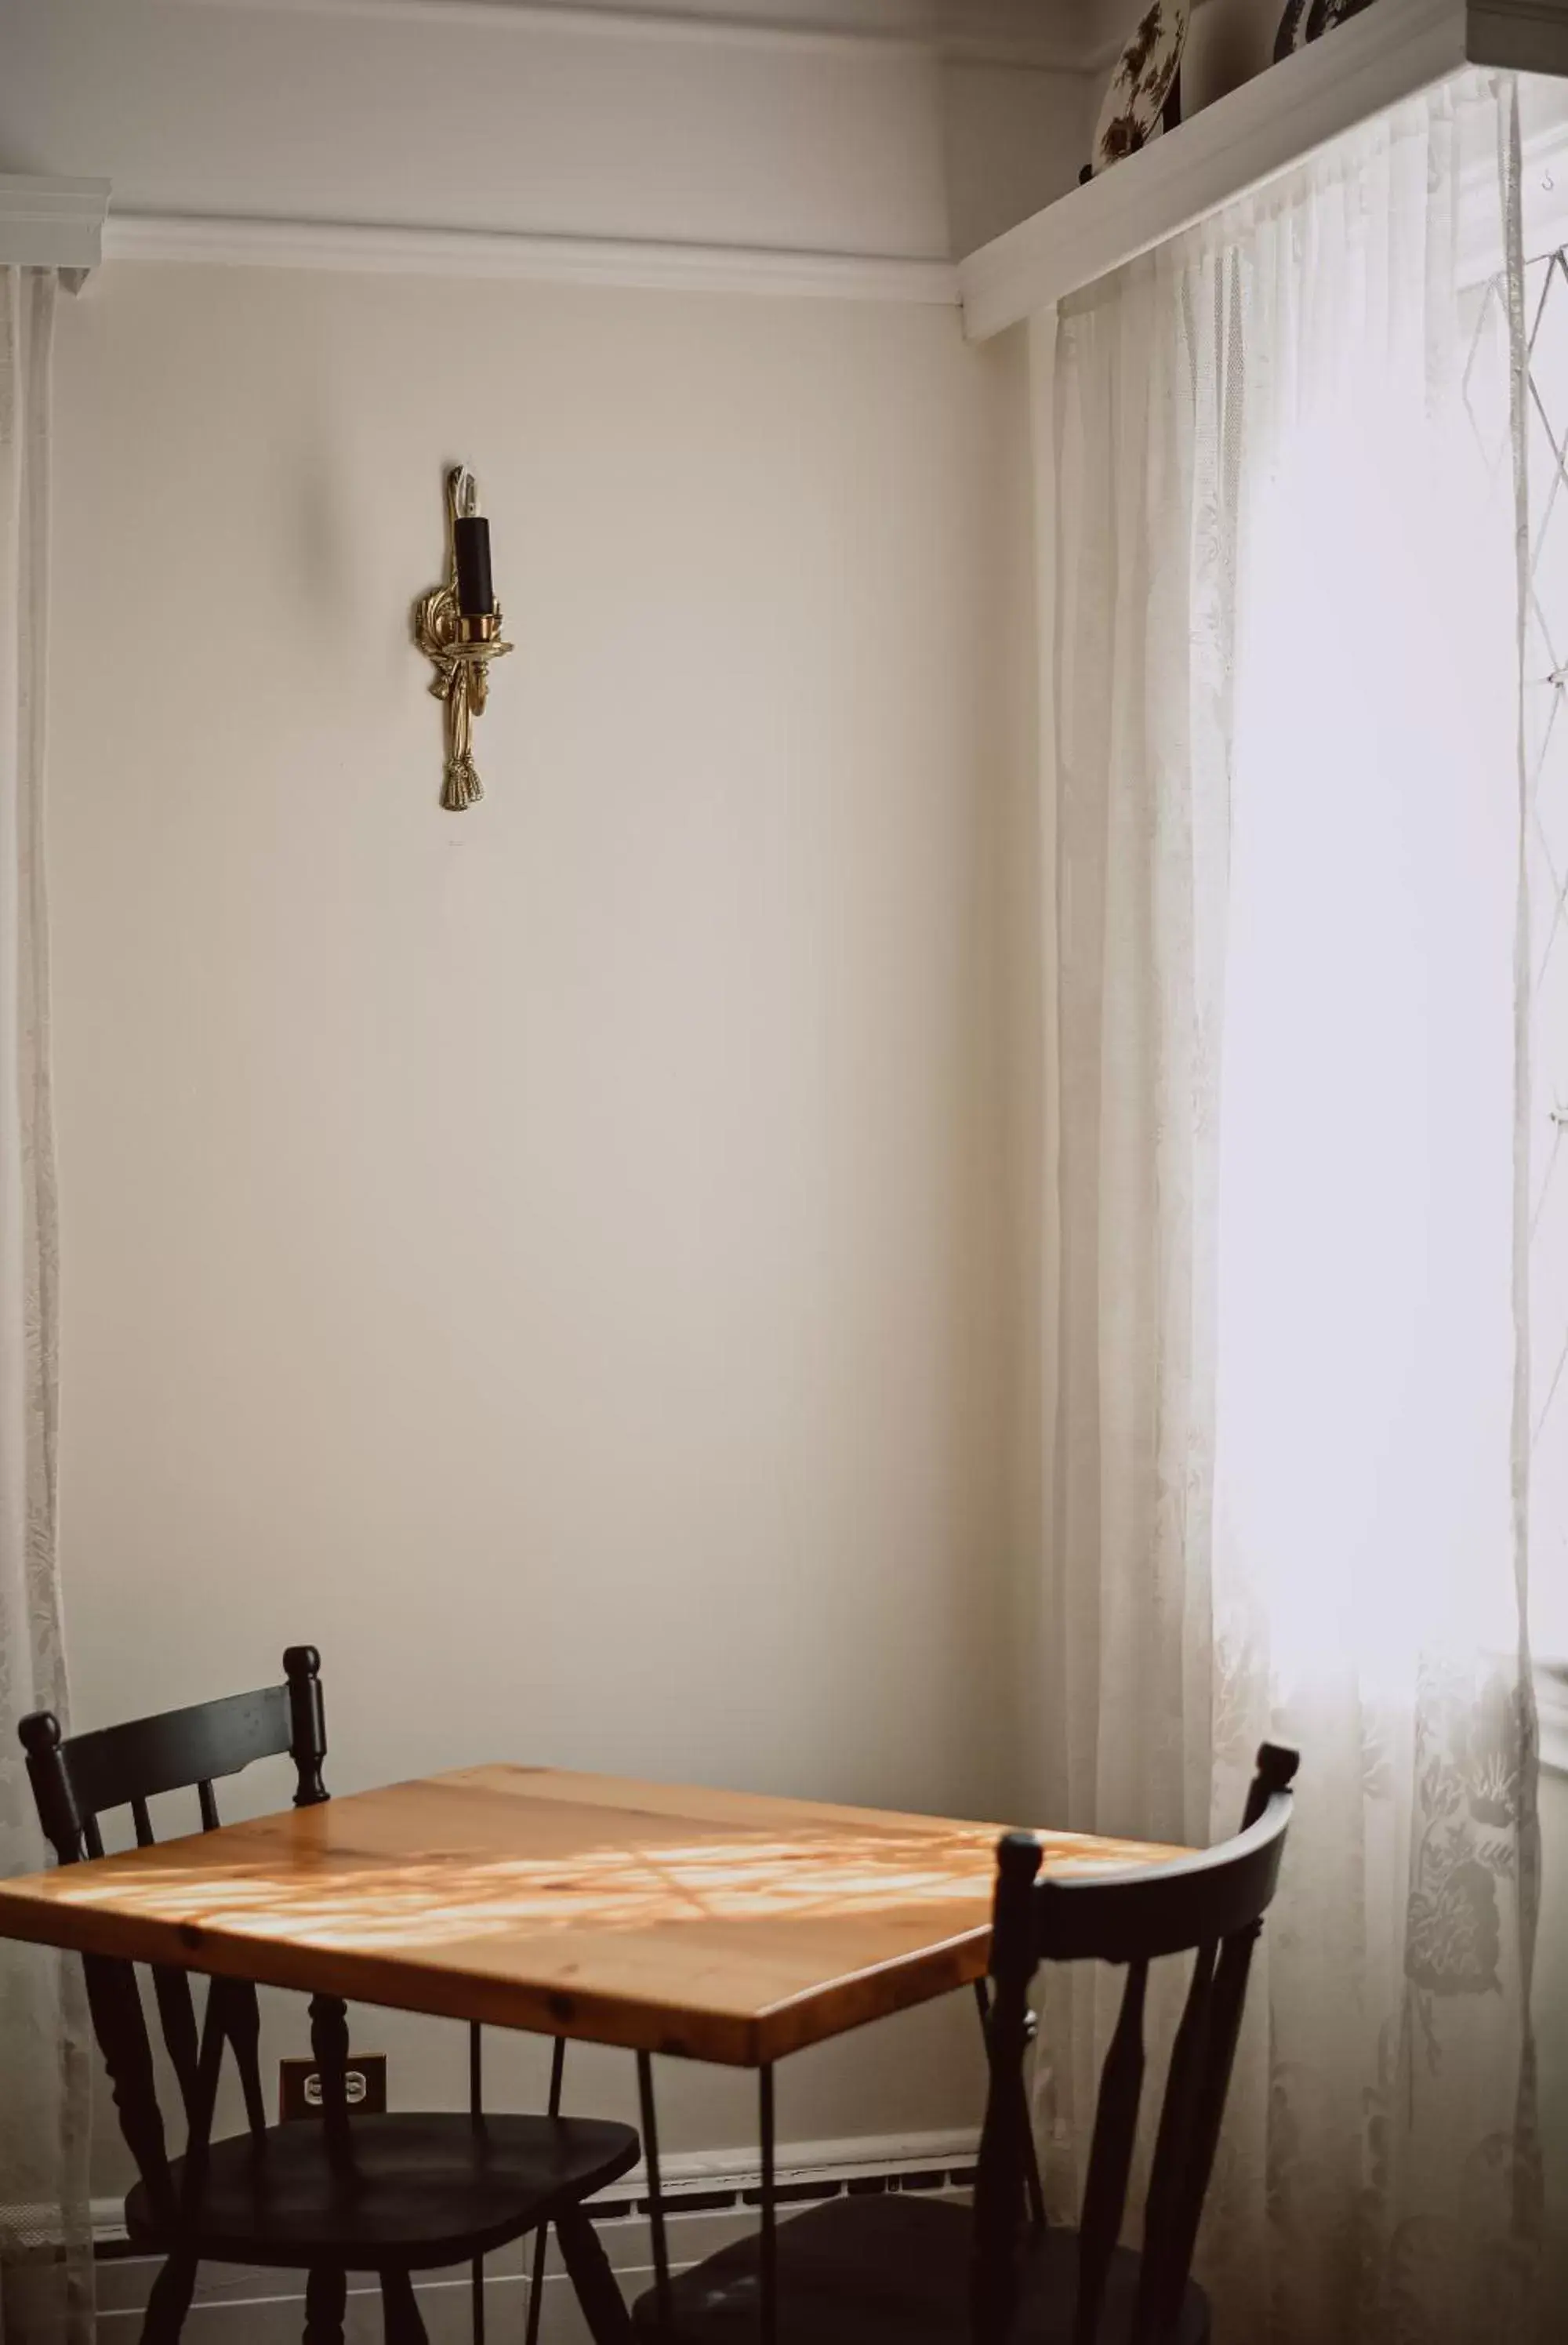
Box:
67;2130;978;2345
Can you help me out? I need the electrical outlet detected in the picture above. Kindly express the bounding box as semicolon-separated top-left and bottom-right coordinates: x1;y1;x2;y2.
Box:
279;2053;388;2123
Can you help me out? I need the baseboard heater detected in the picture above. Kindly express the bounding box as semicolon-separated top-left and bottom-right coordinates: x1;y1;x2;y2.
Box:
589;2130;981;2223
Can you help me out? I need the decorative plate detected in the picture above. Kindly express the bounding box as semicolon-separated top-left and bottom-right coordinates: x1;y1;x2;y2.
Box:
1089;1;1190;177
1274;0;1377;60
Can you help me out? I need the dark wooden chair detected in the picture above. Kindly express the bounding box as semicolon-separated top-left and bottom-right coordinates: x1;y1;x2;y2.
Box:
19;1647;640;2345
630;1742;1298;2345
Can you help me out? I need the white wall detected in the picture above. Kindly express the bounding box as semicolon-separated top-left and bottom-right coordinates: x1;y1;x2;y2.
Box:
942;58;1093;255
46;258;1036;2179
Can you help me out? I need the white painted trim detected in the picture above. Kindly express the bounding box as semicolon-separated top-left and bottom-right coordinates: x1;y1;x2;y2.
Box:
100;212;962;302
958;0;1568;338
0;173;112;274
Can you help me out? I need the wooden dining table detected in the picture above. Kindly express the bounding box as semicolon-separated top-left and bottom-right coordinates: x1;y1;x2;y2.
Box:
0;1764;1182;2339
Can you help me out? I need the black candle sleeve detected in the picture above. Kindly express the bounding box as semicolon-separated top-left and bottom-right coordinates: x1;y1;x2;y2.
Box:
454;515;495;617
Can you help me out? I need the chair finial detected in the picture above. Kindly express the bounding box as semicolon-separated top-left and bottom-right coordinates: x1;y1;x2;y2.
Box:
1255;1742;1300;1792
19;1709;84;1861
18;1709;64;1758
997;1831;1044;1885
283;1646;328;1807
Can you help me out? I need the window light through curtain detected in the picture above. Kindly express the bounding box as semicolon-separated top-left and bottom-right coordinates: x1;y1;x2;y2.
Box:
1042;67;1548;2345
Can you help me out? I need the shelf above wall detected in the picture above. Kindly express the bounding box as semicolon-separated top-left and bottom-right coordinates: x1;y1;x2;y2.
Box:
958;0;1568;339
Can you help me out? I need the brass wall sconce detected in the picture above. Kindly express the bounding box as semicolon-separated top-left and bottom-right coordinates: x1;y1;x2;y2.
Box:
413;466;512;811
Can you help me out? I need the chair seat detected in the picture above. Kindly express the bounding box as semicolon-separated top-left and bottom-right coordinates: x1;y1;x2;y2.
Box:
630;2191;1210;2345
125;2111;639;2270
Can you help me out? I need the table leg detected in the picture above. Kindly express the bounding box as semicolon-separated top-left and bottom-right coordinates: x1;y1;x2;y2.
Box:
469;2027;485;2345
636;2052;673;2332
524;2038;568;2345
757;2066;776;2345
310;1994;355;2173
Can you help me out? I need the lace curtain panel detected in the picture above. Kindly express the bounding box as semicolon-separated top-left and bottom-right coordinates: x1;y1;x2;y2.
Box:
1042;72;1545;2345
0;267;93;2345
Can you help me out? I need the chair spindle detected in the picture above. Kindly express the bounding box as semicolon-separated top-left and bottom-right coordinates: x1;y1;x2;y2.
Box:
1131;1941;1217;2344
84;1953;178;2228
181;1979;233;2216
151;1966;202;2118
1072;1957;1149;2345
1150;1922;1261;2335
223;1980;269;2140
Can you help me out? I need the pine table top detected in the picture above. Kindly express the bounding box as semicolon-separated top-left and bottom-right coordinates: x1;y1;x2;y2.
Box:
0;1765;1184;2065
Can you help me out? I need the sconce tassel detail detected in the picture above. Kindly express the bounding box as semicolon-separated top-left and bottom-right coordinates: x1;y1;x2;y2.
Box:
413;466;513;811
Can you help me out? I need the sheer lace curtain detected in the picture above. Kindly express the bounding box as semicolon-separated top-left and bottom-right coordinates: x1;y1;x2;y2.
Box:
0;267;93;2345
1041;72;1545;2345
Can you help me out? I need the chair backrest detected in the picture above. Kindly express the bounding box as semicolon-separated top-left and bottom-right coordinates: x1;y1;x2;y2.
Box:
17;1645;329;2227
970;1742;1298;2345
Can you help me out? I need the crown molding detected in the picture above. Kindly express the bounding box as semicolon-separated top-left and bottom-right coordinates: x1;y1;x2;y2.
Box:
102;210;963;302
9;0;956;274
6;0;1096;280
0;173;112;272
